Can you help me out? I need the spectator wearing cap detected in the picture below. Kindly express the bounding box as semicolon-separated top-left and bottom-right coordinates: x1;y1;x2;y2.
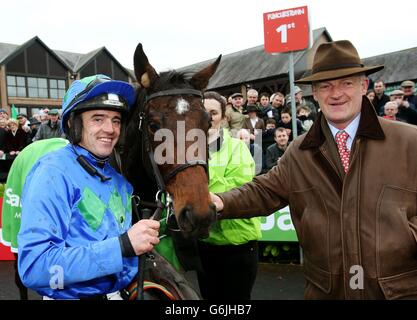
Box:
400;80;417;106
33;108;65;141
28;117;42;143
225;92;246;131
242;104;265;144
17;113;30;133
287;86;318;119
372;80;390;115
389;89;417;125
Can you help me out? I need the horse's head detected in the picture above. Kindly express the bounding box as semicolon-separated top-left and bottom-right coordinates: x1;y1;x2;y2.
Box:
126;43;221;239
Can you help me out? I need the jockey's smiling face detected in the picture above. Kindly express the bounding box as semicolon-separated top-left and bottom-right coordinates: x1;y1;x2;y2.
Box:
79;109;121;157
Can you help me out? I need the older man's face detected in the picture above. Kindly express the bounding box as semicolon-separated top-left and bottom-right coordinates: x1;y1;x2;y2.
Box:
401;86;415;96
247;92;258;104
313;75;368;130
384;102;398;117
50;114;59;122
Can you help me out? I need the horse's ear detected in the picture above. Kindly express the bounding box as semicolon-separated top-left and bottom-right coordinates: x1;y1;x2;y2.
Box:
190;55;222;90
134;43;159;89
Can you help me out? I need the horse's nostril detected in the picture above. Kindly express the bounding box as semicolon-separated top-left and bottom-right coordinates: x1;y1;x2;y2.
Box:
178;205;194;233
177;204;218;239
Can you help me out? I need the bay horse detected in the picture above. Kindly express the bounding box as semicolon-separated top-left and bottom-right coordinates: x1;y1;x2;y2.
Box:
118;44;222;299
122;43;221;239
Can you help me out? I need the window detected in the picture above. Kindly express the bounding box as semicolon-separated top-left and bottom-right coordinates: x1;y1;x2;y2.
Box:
7;75;26;97
7;75;66;99
49;79;66;99
28;77;49;98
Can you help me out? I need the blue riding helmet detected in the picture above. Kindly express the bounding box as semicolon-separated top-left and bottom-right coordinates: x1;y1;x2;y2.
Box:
61;74;136;133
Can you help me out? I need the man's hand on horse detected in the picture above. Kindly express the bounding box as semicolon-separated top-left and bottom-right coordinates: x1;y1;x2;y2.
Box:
128;220;160;255
210;192;224;212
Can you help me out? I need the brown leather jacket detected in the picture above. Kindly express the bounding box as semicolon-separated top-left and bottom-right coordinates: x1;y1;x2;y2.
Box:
218;98;417;299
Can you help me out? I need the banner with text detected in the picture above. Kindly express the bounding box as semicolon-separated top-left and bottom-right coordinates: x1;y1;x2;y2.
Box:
260;206;298;242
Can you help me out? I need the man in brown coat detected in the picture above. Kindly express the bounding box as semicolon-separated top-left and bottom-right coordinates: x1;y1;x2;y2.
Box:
211;40;417;299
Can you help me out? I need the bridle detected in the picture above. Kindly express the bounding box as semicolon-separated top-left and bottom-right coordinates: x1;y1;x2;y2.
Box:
132;87;210;301
135;87;209;221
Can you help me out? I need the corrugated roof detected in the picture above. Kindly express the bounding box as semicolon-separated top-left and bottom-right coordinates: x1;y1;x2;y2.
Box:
178;27;331;89
74;47;103;72
363;47;417;83
54;49;83;71
0;42;19;64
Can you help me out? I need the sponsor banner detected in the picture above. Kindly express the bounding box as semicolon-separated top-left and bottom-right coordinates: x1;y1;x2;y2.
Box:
260;206;298;242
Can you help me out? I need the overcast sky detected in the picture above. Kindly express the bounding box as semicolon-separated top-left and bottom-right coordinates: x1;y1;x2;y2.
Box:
2;0;417;73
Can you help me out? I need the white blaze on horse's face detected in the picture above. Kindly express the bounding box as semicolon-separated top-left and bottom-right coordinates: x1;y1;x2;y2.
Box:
176;98;190;115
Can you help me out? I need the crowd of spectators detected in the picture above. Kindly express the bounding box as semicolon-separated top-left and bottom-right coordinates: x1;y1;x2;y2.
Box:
0;79;416;176
221;79;417;175
0;108;64;163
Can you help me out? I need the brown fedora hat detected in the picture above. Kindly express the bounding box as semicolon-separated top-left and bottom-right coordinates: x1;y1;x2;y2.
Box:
295;40;384;84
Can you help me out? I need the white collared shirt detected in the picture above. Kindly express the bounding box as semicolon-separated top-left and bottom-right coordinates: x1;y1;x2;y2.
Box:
327;113;361;151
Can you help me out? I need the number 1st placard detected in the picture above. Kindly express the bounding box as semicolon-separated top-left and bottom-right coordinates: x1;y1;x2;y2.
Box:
263;6;310;53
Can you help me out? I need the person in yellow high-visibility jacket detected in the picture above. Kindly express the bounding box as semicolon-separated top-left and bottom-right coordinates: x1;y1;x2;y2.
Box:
197;91;261;300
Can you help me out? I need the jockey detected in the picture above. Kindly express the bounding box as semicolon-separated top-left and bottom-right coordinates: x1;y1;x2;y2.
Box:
17;75;160;299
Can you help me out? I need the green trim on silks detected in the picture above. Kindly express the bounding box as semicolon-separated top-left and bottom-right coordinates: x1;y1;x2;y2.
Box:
125;192;132;215
153;193;182;272
108;188;126;227
76;187;106;231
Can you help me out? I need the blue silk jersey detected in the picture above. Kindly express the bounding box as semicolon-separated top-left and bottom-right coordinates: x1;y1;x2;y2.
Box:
18;144;137;299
